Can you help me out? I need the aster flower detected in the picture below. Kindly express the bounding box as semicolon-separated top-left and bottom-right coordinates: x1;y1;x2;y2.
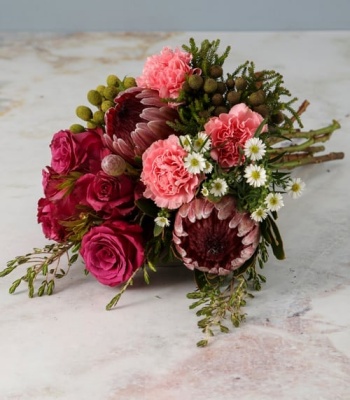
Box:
184;152;207;174
201;186;209;197
286;177;305;199
193;132;212;153
173;197;260;275
104;87;178;165
265;192;284;211
244;137;266;161
155;216;170;227
251;207;268;222
203;161;213;174
179;135;192;152
209;178;228;197
244;164;267;187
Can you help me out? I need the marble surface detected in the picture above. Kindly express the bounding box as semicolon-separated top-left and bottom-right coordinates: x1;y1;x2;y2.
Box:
0;31;349;400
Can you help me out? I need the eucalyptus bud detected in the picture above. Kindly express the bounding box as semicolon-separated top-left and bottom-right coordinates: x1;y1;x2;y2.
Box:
69;124;85;134
235;77;247;91
101;100;115;112
271;111;285;125
216;81;226;94
87;90;102;106
225;78;235;89
123;77;136;89
103;86;119;101
76;105;93;121
93;110;105;125
214;106;228;116
226;90;241;105
211;93;224;106
96;85;106;95
106;74;121;87
253;105;269;118
249;90;266;106
209;65;223;79
101;154;126;176
188;74;204;90
203;78;217;94
87;121;97;129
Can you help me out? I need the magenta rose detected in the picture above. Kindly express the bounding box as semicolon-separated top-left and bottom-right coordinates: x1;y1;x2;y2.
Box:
50;128;109;174
141;135;200;209
136;47;194;99
80;220;145;286
173;196;260;275
204;103;266;168
37;198;69;242
82;171;135;217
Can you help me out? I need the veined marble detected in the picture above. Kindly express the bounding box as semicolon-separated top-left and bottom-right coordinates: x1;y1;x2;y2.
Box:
0;31;349;400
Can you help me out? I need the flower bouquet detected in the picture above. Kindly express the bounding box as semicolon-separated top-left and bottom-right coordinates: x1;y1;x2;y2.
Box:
1;39;344;346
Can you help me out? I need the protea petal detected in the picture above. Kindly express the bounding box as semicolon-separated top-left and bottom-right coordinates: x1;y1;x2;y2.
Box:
104;87;178;165
173;197;260;275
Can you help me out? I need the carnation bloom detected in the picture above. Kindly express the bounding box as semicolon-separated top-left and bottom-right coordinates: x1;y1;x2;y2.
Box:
136;47;193;99
141;135;200;209
173;197;260;275
204;103;266;167
104;87;178;165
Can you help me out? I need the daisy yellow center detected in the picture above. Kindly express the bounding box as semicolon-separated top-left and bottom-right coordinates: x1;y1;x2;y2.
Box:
270;197;278;205
291;183;300;192
191;158;200;167
214;182;222;190
251;170;261;180
250;144;259;154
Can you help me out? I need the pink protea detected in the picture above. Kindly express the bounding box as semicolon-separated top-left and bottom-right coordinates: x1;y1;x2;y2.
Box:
173;197;260;275
104;87;178;165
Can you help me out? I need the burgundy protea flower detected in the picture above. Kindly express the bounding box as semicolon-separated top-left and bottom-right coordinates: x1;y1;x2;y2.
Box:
173;197;260;275
104;87;179;165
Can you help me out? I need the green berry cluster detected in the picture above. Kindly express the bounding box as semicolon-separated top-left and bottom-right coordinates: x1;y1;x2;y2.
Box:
70;75;137;133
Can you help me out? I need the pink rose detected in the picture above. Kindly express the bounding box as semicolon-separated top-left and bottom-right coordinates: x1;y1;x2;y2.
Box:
136;47;193;99
141;135;200;209
80;221;145;286
50;128;109;174
37;198;68;242
204;103;266;168
82;171;135;217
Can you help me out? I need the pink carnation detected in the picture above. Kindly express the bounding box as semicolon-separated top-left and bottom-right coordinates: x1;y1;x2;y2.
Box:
141;135;200;209
204;103;266;168
136;47;193;99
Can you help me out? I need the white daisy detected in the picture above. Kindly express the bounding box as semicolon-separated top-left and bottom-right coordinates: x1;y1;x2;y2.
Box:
251;207;268;222
286;177;305;199
184;152;206;174
244;137;266;161
209;178;228;197
179;135;192;152
265;192;284;212
155;216;170;227
203;160;213;174
201;186;209;197
193;132;211;152
244;164;267;187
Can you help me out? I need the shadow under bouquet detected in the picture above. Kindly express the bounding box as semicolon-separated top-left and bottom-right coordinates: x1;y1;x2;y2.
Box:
1;39;344;346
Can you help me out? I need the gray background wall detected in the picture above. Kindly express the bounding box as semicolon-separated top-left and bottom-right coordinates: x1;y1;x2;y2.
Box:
0;0;350;31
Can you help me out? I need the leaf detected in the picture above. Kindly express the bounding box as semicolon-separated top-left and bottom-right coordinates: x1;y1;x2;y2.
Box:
264;215;285;260
135;199;159;218
153;224;163;237
196;339;208;347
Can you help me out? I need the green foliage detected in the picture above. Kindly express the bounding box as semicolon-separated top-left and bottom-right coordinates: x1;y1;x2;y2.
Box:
1;242;79;298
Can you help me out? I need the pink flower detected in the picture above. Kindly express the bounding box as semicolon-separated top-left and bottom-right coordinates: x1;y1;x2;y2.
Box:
82;171;135;217
104;87;178;165
173;197;260;275
204;103;266;168
37;198;68;242
80;220;145;287
136;47;193;99
141;135;200;209
50;128;109;175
